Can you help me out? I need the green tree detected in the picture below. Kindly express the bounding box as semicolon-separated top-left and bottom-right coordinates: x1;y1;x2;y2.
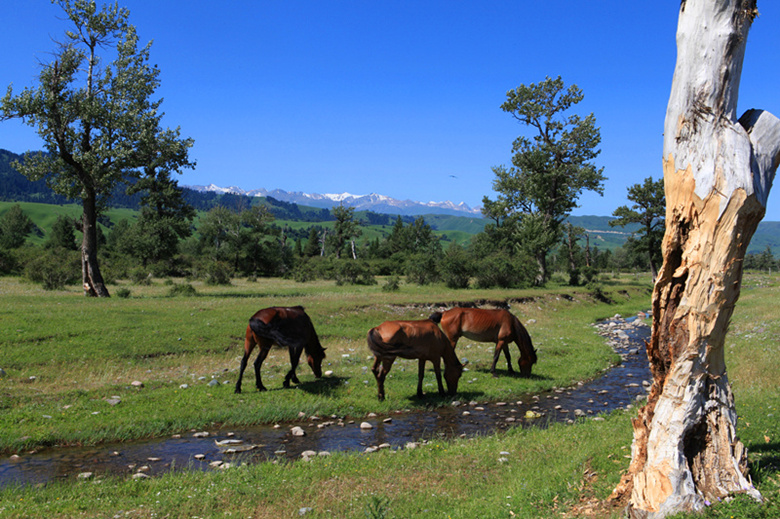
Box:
483;76;604;285
125;168;196;267
45;214;79;250
330;204;362;259
610;176;665;281
0;204;35;249
1;1;193;296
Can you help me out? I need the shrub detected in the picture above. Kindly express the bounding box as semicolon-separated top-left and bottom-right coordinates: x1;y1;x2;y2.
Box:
474;252;534;289
167;283;197;297
382;275;401;292
115;287;131;298
334;260;376;286
440;243;473;289
24;248;80;290
405;253;439;285
204;261;232;286
129;266;153;286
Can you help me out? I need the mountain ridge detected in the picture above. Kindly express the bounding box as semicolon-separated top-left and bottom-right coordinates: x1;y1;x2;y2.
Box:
185;183;482;217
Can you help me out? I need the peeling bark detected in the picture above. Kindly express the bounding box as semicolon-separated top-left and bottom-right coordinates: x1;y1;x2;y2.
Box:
611;1;779;517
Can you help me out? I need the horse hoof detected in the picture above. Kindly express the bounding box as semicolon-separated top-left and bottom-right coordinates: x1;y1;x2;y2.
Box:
234;389;242;394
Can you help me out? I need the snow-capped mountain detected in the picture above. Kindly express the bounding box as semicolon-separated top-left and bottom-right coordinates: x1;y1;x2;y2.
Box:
184;184;482;217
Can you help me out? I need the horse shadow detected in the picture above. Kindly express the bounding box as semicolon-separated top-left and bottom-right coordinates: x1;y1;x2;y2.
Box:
470;367;552;381
402;390;486;405
296;375;349;397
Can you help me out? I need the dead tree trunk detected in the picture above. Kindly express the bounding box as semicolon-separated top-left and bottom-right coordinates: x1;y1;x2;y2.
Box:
612;1;780;517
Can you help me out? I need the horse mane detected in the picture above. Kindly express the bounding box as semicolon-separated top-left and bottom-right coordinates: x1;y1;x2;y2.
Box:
428;311;443;323
511;313;537;363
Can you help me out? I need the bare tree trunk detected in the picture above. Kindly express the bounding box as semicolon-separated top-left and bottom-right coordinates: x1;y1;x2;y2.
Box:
81;189;110;297
612;1;780;517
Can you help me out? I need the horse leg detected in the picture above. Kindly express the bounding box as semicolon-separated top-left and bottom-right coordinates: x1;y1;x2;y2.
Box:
432;357;446;396
284;344;303;388
235;352;250;394
253;341;272;391
374;357;394;401
235;327;257;394
416;358;428;398
491;340;512;377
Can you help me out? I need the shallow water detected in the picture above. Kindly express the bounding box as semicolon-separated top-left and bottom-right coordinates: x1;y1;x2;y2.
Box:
0;316;651;488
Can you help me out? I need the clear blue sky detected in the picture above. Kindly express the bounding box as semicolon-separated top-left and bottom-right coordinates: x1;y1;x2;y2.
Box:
2;1;780;220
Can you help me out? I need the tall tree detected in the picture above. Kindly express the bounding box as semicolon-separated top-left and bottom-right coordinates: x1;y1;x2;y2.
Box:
1;1;192;296
330;204;362;259
610;176;665;281
0;204;35;249
484;76;605;284
612;1;780;516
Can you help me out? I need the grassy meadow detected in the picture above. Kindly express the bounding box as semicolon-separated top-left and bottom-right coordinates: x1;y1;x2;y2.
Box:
0;272;778;518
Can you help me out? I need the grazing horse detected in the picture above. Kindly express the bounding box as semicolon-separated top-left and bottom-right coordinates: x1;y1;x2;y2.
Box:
429;307;537;377
366;319;463;401
235;306;326;393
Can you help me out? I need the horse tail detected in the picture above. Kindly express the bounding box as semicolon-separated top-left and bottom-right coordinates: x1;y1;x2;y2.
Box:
366;328;383;357
512;314;537;364
248;317;288;347
428;311;443;323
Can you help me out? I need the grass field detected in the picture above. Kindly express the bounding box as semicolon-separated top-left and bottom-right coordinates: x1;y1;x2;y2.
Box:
0;272;777;518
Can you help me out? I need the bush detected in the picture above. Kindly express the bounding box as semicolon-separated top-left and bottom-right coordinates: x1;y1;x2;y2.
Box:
473;252;534;289
382;275;401;292
334;260;376;286
440;243;472;289
25;248;80;290
167;283;197;297
204;261;232;286
129;266;153;286
405;253;439;285
115;287;132;298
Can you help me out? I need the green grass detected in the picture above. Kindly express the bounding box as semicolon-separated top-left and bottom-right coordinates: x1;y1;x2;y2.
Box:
0;272;777;518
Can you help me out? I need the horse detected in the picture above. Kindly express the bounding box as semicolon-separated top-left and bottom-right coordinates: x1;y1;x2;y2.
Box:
429;307;537;377
234;306;326;393
366;319;463;401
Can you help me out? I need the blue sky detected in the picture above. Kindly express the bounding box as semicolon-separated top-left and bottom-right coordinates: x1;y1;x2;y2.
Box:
2;1;780;220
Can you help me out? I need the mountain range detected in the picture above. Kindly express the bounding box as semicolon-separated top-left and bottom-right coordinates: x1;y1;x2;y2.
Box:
185;184;483;217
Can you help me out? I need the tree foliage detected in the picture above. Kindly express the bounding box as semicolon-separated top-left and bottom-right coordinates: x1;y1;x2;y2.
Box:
0;0;193;296
483;76;604;284
610;176;665;280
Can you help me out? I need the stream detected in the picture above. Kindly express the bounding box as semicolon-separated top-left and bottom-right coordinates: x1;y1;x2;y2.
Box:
0;313;651;488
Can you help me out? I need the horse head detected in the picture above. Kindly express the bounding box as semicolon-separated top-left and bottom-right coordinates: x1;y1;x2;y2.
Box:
307;346;326;378
518;347;538;376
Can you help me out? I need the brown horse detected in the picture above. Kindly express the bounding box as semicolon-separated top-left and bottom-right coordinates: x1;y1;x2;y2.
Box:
429;307;536;377
235;306;326;393
366;319;463;401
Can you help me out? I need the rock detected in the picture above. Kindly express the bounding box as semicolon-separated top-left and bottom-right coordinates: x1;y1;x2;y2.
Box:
193;431;210;438
451;400;462;407
383;418;392;424
378;443;391;450
364;446;378;453
207;379;219;387
194;454;205;460
301;450;317;458
104;398;121;406
498;457;509;463
524;410;542;419
405;442;418;450
367;412;377;418
462;411;471;416
131;381;144;388
324;370;333;376
179;384;189;389
77;472;93;479
132;472;149;480
209;461;223;467
147;457;161;462
360;422;373;430
299;507;313;516
0;368;6;377
318;451;331;456
291;426;306;437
